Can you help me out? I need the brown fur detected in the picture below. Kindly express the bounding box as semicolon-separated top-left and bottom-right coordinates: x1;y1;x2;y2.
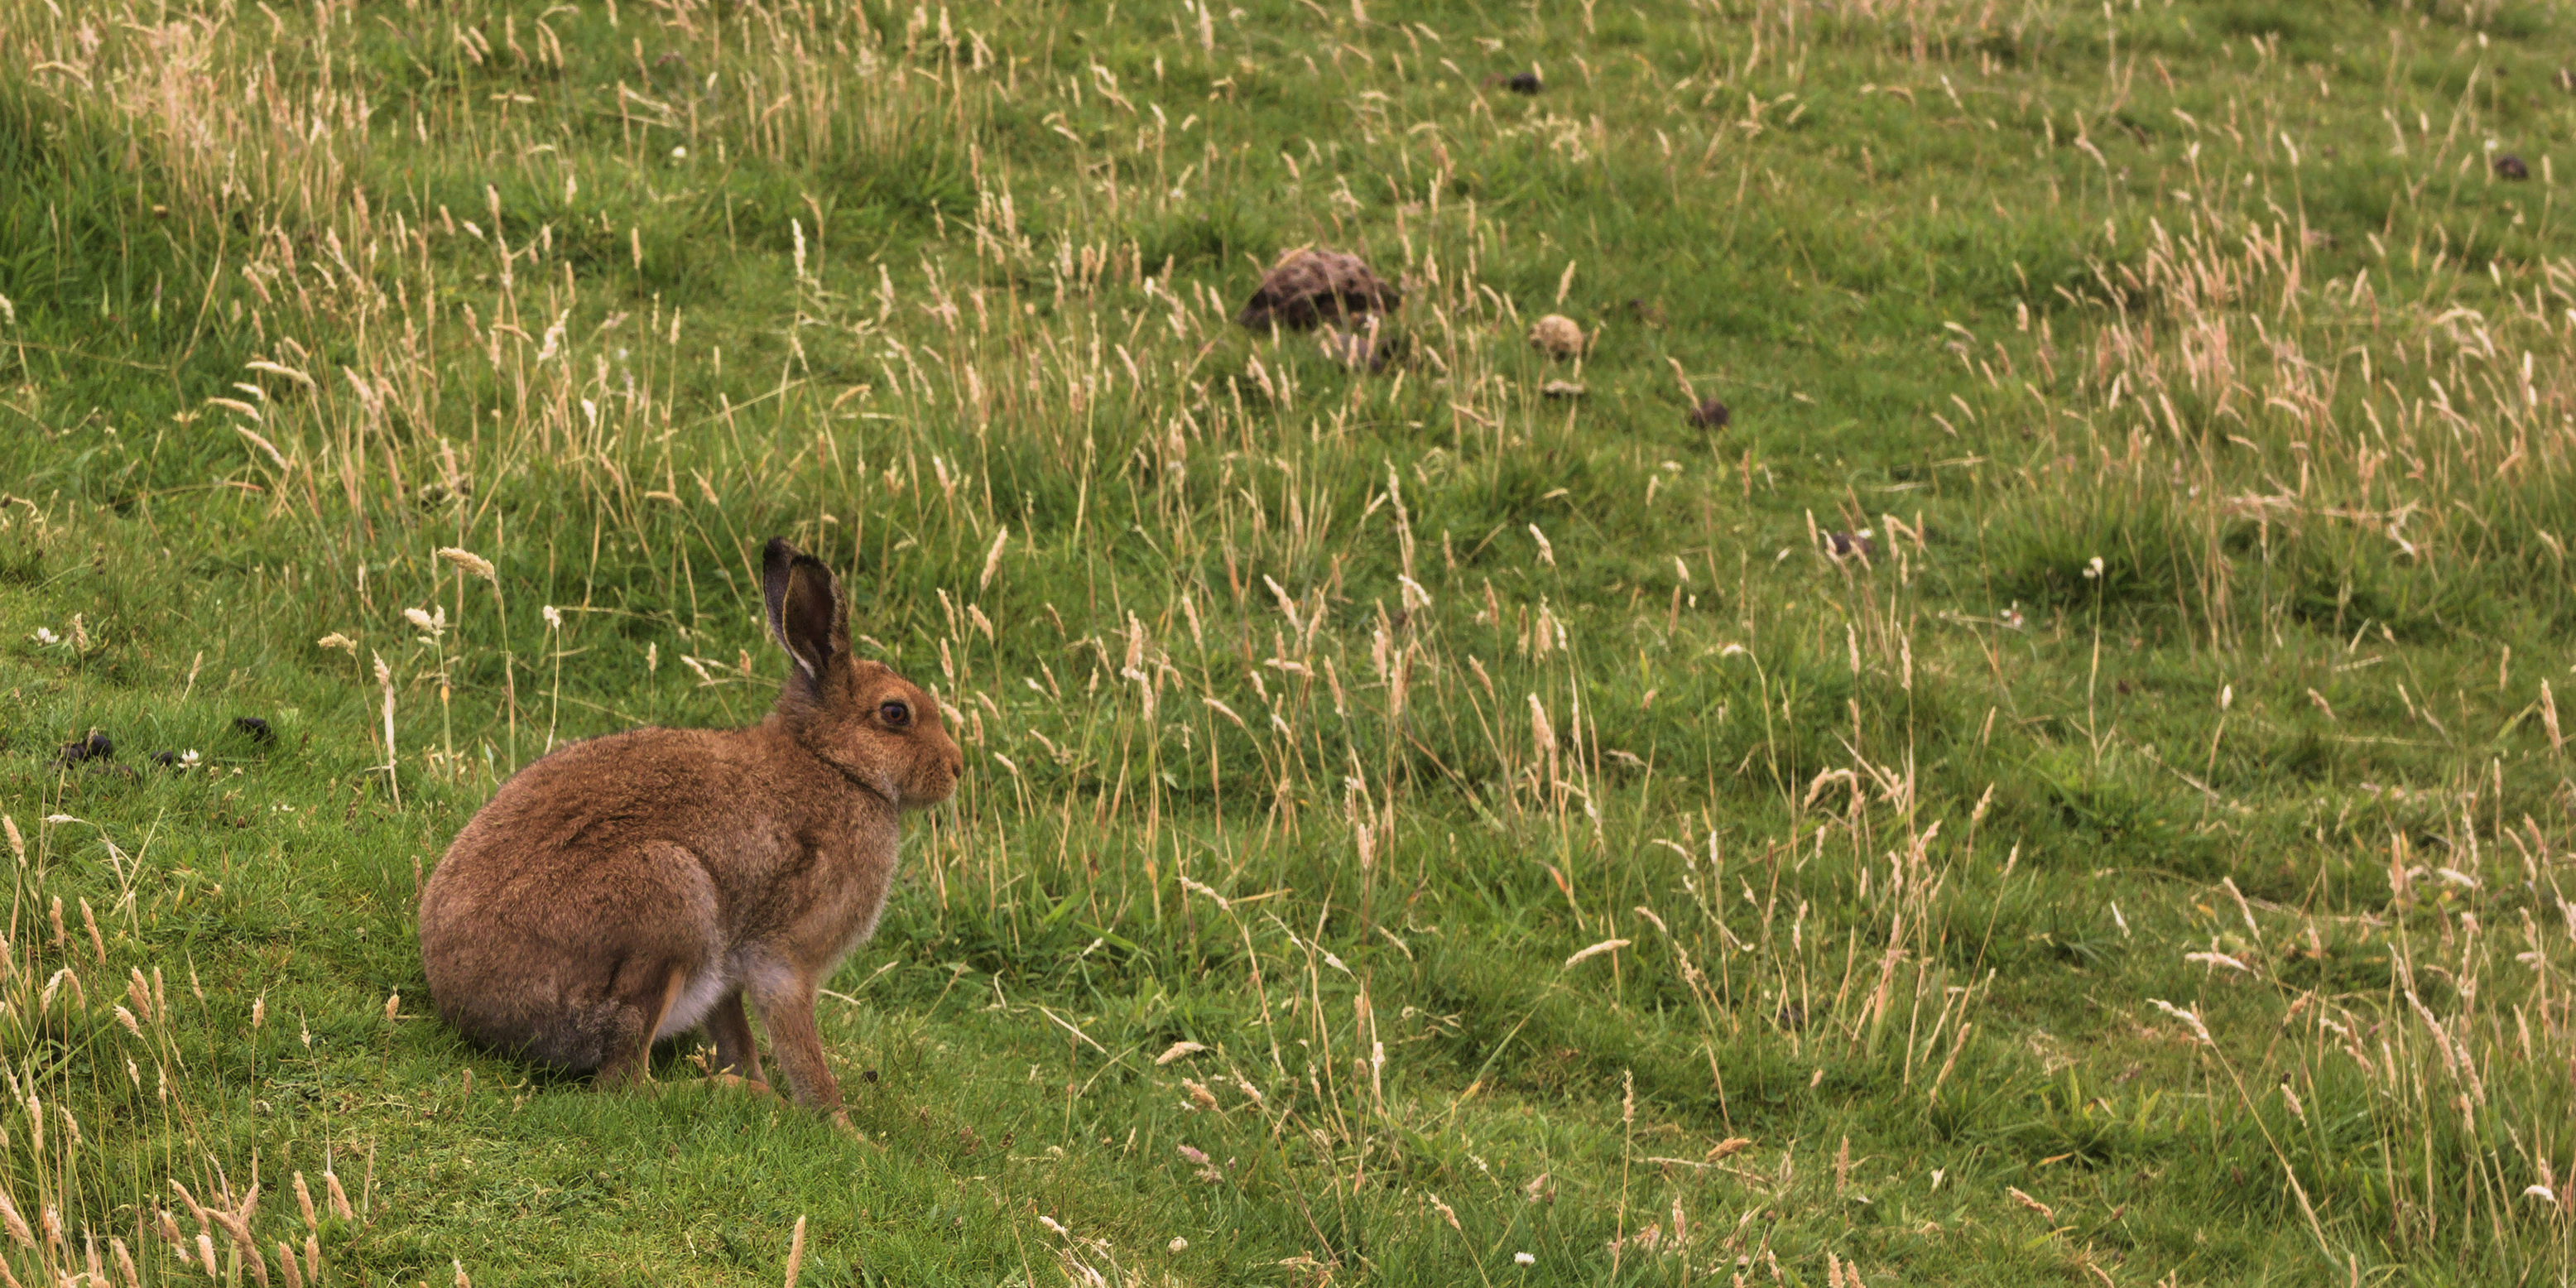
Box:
418;538;962;1112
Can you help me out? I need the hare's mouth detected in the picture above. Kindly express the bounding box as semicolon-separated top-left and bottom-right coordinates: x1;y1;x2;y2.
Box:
902;767;962;810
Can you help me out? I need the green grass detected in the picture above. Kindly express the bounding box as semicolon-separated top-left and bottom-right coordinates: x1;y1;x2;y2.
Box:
7;0;2576;1282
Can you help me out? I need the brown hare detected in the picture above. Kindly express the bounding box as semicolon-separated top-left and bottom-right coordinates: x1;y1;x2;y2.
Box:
418;537;962;1115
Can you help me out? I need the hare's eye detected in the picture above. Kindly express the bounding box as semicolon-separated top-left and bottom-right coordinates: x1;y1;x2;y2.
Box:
878;701;910;727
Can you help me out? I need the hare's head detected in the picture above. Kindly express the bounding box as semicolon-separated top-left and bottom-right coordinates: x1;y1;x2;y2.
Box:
762;538;964;809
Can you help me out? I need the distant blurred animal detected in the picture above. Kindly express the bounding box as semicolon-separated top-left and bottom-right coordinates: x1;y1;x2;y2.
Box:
2496;154;2530;180
1238;250;1400;331
1687;398;1730;430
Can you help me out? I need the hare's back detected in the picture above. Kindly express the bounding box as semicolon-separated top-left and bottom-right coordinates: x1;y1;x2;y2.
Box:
422;726;743;906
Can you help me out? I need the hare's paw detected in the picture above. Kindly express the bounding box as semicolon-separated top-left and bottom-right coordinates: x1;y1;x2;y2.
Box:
594;1056;655;1093
705;1072;776;1098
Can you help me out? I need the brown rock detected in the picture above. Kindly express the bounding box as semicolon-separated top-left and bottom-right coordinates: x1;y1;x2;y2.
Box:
1238;249;1401;331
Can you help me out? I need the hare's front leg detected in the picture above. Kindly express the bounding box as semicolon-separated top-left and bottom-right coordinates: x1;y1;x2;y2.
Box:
747;973;842;1112
707;991;769;1089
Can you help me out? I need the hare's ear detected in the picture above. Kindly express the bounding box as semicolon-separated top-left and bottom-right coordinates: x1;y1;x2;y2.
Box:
761;538;844;685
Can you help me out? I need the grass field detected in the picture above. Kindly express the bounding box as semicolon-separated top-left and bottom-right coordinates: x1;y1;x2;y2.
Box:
7;0;2576;1281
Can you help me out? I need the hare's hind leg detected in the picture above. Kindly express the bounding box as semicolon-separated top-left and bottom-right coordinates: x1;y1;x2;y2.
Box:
592;962;689;1091
706;992;771;1091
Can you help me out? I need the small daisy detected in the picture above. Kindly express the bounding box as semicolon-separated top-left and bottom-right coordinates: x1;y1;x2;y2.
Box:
1514;1252;1536;1266
31;627;57;645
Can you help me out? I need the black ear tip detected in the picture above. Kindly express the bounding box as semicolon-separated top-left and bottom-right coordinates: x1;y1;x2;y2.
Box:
762;538;811;588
